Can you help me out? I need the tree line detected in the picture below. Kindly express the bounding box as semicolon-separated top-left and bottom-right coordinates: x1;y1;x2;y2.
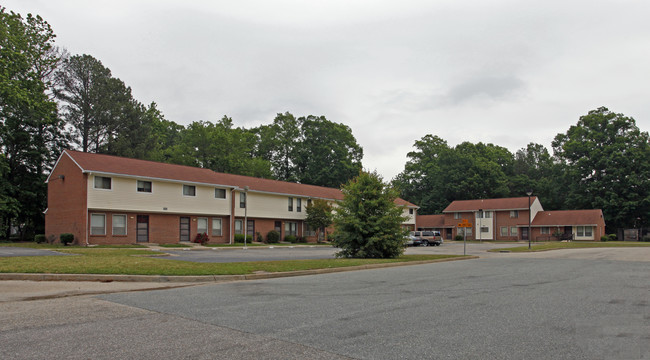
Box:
392;107;650;232
0;8;362;239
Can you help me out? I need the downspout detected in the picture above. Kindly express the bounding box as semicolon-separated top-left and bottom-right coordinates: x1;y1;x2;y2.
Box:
85;173;90;246
229;188;235;244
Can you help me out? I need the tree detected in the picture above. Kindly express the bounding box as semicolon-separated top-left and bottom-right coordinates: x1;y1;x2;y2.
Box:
305;199;333;243
55;54;132;153
0;8;66;239
333;171;408;258
260;112;300;181
295;115;363;188
552;107;650;230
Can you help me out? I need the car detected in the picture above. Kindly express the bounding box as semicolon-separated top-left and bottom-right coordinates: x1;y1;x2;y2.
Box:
405;235;423;247
417;231;443;246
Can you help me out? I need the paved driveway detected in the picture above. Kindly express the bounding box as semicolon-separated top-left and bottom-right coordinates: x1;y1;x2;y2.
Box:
0;247;70;257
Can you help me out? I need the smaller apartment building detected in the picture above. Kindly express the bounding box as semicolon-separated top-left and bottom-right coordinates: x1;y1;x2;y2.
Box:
45;150;417;245
417;197;605;241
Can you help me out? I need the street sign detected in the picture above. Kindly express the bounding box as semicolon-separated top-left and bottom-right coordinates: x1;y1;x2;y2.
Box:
457;219;472;228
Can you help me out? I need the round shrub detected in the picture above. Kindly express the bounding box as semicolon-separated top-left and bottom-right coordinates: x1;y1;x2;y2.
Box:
60;233;74;246
284;235;297;243
234;234;253;243
455;235;464;241
193;232;209;245
266;230;280;244
256;232;263;243
608;234;617;241
600;235;609;242
34;234;46;244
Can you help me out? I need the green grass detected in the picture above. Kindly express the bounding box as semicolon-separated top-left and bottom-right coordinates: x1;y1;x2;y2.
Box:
203;242;331;247
489;241;650;253
157;244;192;248
0;248;463;275
0;242;147;249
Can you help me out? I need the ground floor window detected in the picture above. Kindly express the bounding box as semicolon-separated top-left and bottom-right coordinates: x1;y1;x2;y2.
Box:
112;214;127;235
458;227;472;237
90;213;106;235
197;217;208;234
285;222;297;236
510;227;518;236
212;218;222;236
500;227;508;236
305;224;316;236
577;226;592;237
541;227;550;234
234;219;243;235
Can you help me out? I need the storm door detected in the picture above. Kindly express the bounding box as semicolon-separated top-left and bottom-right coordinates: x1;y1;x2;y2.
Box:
180;217;190;242
136;215;149;242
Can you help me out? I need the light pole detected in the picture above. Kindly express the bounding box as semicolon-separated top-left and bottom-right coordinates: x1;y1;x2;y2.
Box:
478;209;482;243
243;186;249;249
526;190;532;249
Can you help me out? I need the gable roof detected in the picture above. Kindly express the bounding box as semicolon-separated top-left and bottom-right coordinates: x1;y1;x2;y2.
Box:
57;150;417;206
531;210;605;227
416;214;452;228
443;197;538;212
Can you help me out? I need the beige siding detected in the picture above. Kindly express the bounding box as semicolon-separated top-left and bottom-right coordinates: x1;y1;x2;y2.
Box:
234;191;308;220
402;208;416;224
87;175;231;215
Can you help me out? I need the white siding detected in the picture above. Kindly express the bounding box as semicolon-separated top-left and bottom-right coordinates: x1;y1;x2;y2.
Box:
402;208;416;224
234;191;308;220
87;176;231;215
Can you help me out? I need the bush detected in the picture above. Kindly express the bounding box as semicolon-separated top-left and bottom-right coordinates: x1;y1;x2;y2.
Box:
256;232;263;243
234;234;253;243
296;236;305;243
193;232;209;245
608;234;617;241
600;235;609;242
60;233;74;246
642;235;650;242
266;230;280;244
455;235;464;241
34;234;46;244
284;235;297;243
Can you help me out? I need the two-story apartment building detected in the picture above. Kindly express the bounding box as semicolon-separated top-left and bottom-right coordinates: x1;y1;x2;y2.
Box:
417;197;605;241
45;150;418;245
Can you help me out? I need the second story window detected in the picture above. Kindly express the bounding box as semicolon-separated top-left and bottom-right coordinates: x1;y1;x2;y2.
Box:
183;185;196;196
510;210;519;218
137;180;152;193
409;208;414;215
240;192;246;208
454;212;461;219
288;197;293;211
297;198;302;212
94;176;111;190
215;188;226;199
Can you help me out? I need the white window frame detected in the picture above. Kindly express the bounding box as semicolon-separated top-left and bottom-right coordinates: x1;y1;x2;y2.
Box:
285;221;297;236
577;226;584;237
90;213;106;235
481;226;489;233
112;214;127;235
510;210;519;218
240;192;246;208
288;197;293;212
500;226;508;236
510;227;518;236
212;218;222;236
585;226;592;237
183;185;196;197
297;198;302;212
234;219;243;235
454;212;461;219
94;176;112;190
136;180;152;193
215;188;226;199
197;217;208;235
541;227;549;234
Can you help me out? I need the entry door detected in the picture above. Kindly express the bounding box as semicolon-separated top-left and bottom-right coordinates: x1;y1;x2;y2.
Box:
521;228;529;241
274;221;282;237
136;215;149;242
180;217;190;242
247;220;255;237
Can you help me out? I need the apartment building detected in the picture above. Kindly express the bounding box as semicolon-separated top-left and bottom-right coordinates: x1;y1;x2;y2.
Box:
45;150;417;245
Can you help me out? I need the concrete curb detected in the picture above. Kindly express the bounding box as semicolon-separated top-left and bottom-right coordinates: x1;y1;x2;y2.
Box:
0;256;478;283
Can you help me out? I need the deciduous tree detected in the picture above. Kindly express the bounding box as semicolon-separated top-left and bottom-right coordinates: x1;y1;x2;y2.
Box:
305;199;333;243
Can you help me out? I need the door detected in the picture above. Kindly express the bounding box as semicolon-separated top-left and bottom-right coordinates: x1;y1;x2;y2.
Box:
274;221;282;237
136;215;149;243
180;217;190;242
247;220;255;238
521;227;529;241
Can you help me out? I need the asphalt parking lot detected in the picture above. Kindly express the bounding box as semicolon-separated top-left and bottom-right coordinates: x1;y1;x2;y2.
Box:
2;246;648;359
0;247;70;257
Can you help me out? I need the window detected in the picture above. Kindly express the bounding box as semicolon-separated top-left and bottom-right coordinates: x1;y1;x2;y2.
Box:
305;224;316;236
510;227;518;236
137;180;152;193
285;221;297;236
94;176;111;190
197;217;208;234
481;226;489;233
409;209;414;215
297;198;302;212
183;185;196;196
234;219;243;235
90;214;106;235
541;227;550;234
288;197;293;211
577;226;592;237
454;212;461;219
215;188;226;199
500;227;508;236
510;210;519;218
307;199;312;207
577;226;583;236
477;210;492;218
211;218;222;236
585;226;592;237
112;214;127;235
240;192;246;208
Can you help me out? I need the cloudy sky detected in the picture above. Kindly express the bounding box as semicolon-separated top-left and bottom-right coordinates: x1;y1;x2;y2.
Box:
6;0;650;179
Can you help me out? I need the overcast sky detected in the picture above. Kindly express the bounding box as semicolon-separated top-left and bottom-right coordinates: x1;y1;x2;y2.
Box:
6;0;650;179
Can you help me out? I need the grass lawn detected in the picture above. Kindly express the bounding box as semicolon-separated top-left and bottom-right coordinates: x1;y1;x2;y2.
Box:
0;242;147;249
204;242;332;247
0;248;464;276
489;241;650;253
